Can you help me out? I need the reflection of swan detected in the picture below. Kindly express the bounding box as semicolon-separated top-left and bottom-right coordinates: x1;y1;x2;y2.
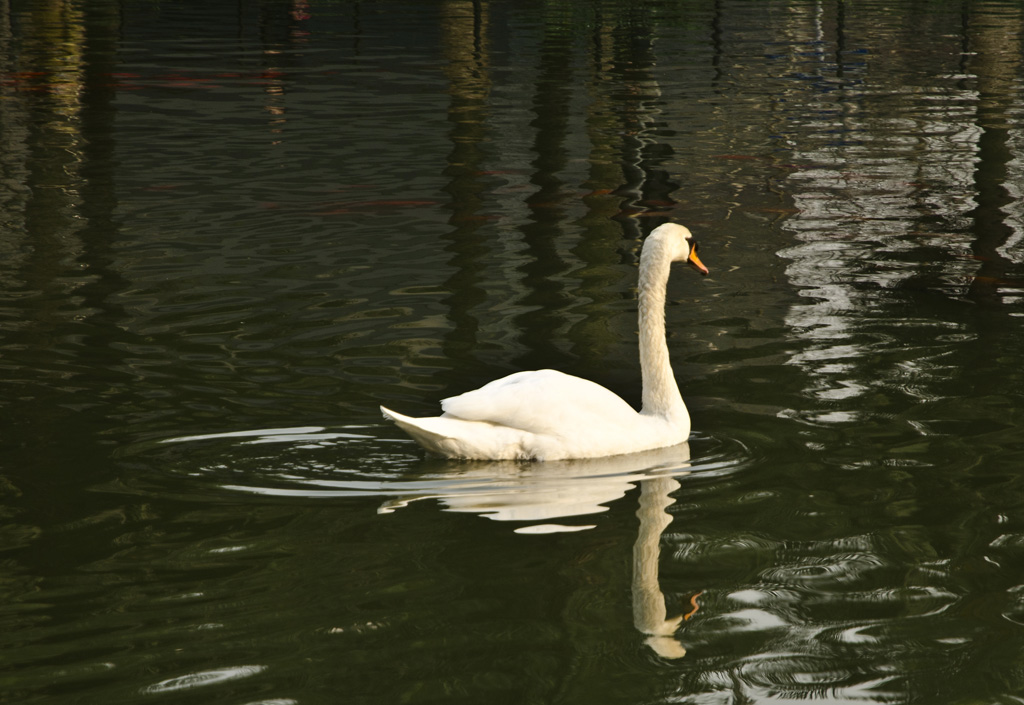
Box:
381;443;696;657
379;441;693;531
633;476;687;659
380;223;709;460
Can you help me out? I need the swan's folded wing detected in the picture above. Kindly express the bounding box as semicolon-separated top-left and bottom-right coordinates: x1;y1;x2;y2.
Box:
440;369;639;436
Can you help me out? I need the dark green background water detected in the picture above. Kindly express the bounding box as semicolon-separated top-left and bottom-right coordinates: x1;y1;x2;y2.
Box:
4;0;1024;703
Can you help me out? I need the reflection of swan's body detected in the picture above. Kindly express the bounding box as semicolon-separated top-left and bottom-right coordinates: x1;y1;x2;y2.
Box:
380;223;709;460
378;442;693;528
380;444;695;657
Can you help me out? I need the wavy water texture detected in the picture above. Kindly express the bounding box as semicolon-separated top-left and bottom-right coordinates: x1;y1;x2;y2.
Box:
4;1;1024;704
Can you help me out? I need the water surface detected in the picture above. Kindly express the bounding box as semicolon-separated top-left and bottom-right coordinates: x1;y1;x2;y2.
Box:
3;1;1024;703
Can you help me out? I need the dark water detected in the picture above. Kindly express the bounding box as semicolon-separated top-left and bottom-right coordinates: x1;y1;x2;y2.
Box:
4;0;1024;702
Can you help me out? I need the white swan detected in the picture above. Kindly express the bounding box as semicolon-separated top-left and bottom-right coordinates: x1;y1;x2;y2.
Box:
380;223;709;460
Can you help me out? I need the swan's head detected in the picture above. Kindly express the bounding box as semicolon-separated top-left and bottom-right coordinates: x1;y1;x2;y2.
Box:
648;223;709;276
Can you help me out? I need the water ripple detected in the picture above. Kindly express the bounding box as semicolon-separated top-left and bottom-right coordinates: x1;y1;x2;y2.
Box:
111;426;752;532
143;665;266;694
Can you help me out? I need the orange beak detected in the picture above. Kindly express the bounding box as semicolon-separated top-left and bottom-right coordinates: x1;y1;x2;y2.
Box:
687;243;709;276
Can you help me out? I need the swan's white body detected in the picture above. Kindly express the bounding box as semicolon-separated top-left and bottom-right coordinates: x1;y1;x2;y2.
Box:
381;223;708;460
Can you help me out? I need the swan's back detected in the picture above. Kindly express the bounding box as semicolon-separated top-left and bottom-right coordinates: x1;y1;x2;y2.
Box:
441;369;640;436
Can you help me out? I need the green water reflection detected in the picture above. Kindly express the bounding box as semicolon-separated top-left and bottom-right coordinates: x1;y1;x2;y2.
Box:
3;0;1024;703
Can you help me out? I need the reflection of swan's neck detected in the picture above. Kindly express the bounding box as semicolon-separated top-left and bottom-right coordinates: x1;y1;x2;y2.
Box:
632;476;685;659
638;239;685;420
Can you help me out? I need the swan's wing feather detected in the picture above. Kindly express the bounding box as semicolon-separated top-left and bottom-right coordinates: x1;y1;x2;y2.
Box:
441;369;638;436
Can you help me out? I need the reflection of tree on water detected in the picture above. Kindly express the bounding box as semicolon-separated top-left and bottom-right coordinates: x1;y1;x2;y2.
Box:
438;0;493;375
777;2;1024;422
433;1;686;399
0;0;126;460
966;3;1024;306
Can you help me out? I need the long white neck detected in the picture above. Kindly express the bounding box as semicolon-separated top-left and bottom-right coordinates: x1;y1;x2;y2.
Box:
637;236;687;422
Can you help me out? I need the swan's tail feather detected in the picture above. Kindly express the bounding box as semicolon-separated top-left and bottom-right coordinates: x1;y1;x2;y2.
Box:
380;405;533;459
380;405;456;453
